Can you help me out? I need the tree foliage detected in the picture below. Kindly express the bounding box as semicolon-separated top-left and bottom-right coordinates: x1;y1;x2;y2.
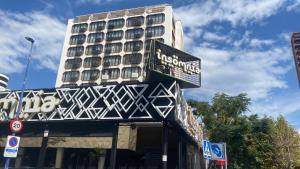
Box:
188;93;300;169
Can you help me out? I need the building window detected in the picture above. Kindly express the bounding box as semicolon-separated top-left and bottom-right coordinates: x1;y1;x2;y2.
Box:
86;45;103;55
147;13;165;25
126;16;144;27
90;21;106;32
102;68;120;79
105;43;122;53
146;26;164;37
124;41;143;52
122;67;141;79
83;57;101;68
62;71;80;82
125;28;144;39
107;19;125;29
81;70;100;81
65;58;82;69
69;34;86;45
106;31;123;41
61;84;78;88
123;53;142;65
87;33;104;43
72;23;88;33
145;38;164;50
80;83;97;87
103;55;121;67
67;46;84;57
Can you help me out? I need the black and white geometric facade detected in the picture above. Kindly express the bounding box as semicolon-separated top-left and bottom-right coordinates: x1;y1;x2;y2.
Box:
0;81;178;122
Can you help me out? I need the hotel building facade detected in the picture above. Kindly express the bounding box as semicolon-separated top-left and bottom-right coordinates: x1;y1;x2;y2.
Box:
56;4;184;87
0;4;203;169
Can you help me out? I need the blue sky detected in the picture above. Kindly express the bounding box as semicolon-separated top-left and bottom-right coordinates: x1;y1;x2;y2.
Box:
1;0;300;130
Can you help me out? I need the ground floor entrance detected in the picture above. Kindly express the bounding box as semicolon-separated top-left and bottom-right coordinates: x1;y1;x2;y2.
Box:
0;122;204;169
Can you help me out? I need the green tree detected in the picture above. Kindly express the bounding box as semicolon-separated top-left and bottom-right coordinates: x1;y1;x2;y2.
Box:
188;93;300;169
272;115;300;169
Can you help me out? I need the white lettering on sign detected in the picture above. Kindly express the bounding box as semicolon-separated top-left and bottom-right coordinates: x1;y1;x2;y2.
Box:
0;90;60;119
156;49;200;74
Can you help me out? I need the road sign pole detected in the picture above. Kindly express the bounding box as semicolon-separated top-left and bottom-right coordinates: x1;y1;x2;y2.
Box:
224;143;227;169
3;37;34;169
4;158;10;169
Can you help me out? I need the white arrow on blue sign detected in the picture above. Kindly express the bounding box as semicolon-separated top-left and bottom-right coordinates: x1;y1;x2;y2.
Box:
210;143;225;160
202;140;212;159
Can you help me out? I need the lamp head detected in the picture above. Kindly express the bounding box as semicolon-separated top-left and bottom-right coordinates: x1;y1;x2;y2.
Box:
25;37;34;44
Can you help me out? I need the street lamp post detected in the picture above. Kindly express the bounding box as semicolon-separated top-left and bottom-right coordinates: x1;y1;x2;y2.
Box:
4;37;34;169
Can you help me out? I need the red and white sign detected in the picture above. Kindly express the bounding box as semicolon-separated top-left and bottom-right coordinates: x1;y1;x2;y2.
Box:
9;119;23;133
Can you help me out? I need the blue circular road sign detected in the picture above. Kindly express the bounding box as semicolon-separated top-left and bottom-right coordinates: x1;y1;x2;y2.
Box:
8;137;18;147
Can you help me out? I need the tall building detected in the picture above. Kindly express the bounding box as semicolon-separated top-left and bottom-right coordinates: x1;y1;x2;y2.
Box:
0;73;9;91
292;32;300;85
0;4;202;169
55;4;184;87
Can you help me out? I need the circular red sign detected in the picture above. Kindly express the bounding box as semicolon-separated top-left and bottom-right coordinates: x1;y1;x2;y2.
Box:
9;119;23;133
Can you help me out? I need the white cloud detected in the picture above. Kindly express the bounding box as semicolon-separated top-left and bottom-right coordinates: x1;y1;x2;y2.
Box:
0;10;66;74
175;0;285;29
175;0;294;102
186;45;292;100
202;32;228;42
287;0;300;11
249;39;274;48
76;0;122;5
250;91;300;117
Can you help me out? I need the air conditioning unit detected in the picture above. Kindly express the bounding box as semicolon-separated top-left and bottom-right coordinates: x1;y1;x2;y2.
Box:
102;74;109;80
131;73;139;78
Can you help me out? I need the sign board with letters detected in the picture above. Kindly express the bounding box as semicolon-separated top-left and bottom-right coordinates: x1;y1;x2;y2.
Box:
4;135;20;158
149;40;201;88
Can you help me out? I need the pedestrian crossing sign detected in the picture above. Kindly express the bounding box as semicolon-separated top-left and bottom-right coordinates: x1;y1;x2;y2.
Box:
202;140;212;159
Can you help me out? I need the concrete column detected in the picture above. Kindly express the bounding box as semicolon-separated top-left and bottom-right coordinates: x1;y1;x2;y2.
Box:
14;148;24;168
97;150;106;169
55;148;64;169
